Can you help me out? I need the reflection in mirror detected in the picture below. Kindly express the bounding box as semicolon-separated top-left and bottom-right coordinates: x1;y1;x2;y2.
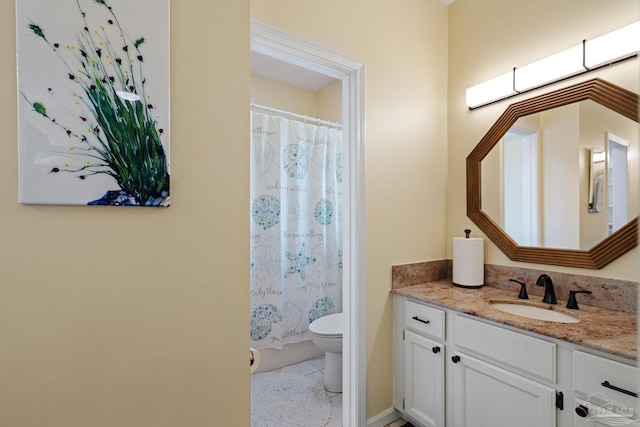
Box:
482;100;639;250
467;78;638;269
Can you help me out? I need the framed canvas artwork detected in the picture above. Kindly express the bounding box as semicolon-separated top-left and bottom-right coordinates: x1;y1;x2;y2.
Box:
17;0;170;207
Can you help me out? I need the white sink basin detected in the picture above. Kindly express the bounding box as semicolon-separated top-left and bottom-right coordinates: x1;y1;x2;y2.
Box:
490;303;580;323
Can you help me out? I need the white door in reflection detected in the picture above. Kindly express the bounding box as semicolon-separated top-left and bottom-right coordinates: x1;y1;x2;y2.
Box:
503;127;540;246
607;133;629;235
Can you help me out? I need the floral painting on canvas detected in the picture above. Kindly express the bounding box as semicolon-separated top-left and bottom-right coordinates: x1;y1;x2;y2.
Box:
17;0;170;207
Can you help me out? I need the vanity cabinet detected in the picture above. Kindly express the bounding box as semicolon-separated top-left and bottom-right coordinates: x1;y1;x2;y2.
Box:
403;330;445;427
451;315;556;427
400;300;446;427
394;295;639;427
572;351;639;426
451;352;555;427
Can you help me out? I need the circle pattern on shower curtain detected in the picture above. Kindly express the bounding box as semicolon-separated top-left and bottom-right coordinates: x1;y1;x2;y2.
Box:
314;199;334;225
250;245;281;280
252;194;281;230
336;152;343;183
251;140;275;177
283;144;308;179
308;296;336;323
250;304;283;341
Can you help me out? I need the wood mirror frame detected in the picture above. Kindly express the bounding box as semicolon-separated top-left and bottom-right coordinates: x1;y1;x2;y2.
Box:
467;78;639;269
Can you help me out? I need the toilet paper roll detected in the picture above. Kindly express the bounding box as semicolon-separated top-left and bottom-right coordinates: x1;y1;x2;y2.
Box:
453;237;484;287
250;348;260;374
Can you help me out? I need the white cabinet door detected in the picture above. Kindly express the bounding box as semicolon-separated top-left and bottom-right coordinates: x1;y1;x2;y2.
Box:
452;352;556;427
404;329;445;427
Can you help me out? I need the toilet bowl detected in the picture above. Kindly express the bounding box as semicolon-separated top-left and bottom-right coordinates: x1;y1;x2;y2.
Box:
308;312;342;393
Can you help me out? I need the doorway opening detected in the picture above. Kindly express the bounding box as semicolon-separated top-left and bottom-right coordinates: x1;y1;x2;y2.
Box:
607;132;629;235
250;20;365;427
502;127;540;247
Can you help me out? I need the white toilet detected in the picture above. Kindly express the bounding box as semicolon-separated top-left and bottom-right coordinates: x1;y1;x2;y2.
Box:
308;312;343;393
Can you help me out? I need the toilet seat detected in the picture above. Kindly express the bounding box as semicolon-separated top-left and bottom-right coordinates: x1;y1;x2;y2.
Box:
308;312;343;393
309;313;342;338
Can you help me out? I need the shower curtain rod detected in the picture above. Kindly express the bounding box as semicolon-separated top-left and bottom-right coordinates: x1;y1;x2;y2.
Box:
251;103;342;129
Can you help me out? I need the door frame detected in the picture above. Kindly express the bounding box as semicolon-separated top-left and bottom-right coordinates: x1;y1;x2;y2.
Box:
250;20;366;426
606;132;629;235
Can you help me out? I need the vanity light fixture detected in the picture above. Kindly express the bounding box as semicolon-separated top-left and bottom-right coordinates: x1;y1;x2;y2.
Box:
466;21;640;109
515;45;584;93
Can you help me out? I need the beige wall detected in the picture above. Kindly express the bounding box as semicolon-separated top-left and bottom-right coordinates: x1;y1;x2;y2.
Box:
251;0;450;417
540;104;581;248
448;0;640;281
252;75;322;117
317;80;343;124
0;1;250;426
3;0;637;424
251;74;342;122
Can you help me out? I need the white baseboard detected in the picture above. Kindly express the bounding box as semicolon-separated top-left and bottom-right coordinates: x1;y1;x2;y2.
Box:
366;407;402;427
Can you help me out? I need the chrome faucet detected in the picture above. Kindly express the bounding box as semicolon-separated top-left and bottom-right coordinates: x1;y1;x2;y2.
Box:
536;274;557;304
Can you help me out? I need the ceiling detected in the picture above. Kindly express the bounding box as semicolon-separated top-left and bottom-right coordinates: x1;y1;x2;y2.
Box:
250;51;337;91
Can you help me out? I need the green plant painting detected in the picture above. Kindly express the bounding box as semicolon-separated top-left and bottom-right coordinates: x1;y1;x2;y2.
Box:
17;0;170;207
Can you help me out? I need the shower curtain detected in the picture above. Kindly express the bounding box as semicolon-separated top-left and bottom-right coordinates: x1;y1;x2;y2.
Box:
250;109;343;350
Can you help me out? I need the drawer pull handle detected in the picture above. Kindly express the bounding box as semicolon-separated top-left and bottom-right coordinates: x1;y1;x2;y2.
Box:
412;316;430;325
452;355;461;363
432;346;441;354
601;381;638;398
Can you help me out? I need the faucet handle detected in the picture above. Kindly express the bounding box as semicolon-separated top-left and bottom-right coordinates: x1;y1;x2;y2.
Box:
566;290;592;310
509;279;529;299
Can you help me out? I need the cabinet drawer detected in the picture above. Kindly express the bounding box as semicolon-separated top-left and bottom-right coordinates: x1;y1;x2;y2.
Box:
455;315;556;382
404;300;445;340
573;397;637;426
573;351;639;414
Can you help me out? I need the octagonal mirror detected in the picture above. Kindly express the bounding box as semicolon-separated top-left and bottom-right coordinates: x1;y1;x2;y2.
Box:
467;78;639;269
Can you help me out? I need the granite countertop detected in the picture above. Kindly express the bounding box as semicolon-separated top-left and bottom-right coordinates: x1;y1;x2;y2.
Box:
391;281;638;361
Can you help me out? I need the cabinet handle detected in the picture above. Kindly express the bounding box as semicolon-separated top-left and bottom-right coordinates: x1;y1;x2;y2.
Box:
451;355;461;363
412;316;430;325
575;405;589;418
432;346;441;354
601;381;639;398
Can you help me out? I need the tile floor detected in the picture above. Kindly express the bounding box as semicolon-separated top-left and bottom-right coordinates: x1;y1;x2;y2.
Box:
253;355;343;427
252;356;415;427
